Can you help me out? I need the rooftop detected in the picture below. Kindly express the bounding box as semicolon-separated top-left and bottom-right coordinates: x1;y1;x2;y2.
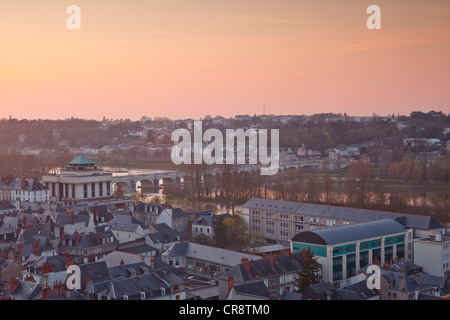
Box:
243;198;444;231
291;219;406;245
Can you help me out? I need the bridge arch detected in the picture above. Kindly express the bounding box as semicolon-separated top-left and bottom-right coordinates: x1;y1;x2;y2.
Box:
137;179;154;189
112;181;131;195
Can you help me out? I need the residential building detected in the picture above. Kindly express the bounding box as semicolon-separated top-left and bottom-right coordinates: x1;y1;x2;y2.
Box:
0;201;17;215
218;251;316;300
0;278;40;300
301;279;379;300
0;177;49;204
191;212;232;240
414;231;450;277
379;270;446;300
0;258;23;281
290;219;408;286
156;207;188;233
145;228;187;254
225;280;271;300
132;203;165;227
162;242;261;280
83;260;186;300
22;255;67;288
103;214;149;244
58;230;119;264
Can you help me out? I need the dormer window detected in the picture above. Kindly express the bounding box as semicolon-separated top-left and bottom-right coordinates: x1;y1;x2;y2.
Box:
140;291;146;300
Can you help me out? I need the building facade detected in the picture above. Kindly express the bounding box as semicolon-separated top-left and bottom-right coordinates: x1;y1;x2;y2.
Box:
290;219;408;287
242;198;444;260
42;156;113;206
414;231;450;277
0;177;49;204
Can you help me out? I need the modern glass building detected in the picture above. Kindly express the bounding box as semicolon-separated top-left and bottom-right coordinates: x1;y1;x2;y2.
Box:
290;219;407;286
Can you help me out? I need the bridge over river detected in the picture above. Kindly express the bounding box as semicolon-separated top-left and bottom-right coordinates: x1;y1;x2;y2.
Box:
110;160;329;193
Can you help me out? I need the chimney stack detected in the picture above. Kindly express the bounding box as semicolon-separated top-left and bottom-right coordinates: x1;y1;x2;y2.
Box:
33;239;40;256
9;278;20;295
228;276;234;293
398;275;404;291
243;259;251;275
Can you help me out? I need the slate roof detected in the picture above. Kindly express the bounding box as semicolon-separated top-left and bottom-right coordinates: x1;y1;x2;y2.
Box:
219;252;308;283
55;213;91;227
163;242;261;267
280;290;302;300
0;201;16;211
106;214;147;232
0;178;48;192
231;280;271;299
302;281;338;300
119;244;157;255
146;229;187;244
381;271;436;294
27;255;67;273
108;262;152;280
62;230;117;249
105;273;169;299
0;279;41;300
292;219;406;245
243;198;444;230
79;261;111;290
335;280;379;300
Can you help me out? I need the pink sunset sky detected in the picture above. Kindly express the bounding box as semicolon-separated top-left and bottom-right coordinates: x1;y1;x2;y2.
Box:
1;0;449;121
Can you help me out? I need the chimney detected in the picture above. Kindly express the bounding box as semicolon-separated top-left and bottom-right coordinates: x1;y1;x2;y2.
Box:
228;276;234;292
86;274;93;288
94;208;99;222
398;275;404;291
34;239;40;256
9;278;20;295
243;259;251;275
269;256;275;269
65;253;72;266
42;262;55;274
436;233;442;242
17;243;23;254
415;288;419;300
150;257;154;268
21;179;27;189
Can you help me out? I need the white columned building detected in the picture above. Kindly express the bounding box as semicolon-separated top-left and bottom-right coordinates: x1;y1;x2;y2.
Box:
42;156;113;206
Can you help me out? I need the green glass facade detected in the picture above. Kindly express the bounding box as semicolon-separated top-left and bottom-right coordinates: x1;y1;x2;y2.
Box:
292;243;327;257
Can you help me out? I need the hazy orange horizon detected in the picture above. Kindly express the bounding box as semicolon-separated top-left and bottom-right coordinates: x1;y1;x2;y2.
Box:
1;0;449;121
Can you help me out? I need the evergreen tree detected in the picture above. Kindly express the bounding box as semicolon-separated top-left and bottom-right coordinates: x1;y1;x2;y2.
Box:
213;216;228;248
294;248;321;293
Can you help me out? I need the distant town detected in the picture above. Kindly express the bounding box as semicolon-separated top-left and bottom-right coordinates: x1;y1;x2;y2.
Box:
0;110;449;300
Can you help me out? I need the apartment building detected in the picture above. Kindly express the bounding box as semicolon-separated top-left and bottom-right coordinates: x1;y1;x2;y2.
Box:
242;198;444;260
